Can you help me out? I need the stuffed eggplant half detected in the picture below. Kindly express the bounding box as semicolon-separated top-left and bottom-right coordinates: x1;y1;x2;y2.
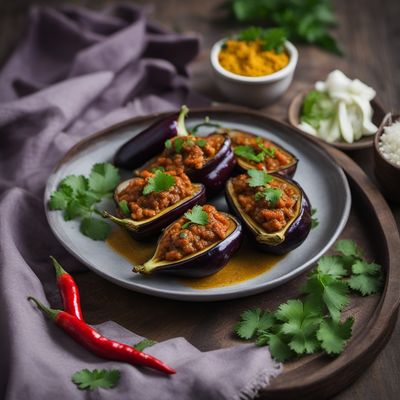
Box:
228;130;298;177
133;205;242;277
225;170;311;254
140;132;235;194
103;169;206;240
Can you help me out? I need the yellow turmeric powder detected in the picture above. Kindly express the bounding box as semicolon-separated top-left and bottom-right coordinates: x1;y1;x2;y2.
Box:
218;39;289;77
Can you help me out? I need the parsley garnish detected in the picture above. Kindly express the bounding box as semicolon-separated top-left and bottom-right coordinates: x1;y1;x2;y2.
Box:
143;171;176;195
133;339;158;352
236;26;287;53
234;239;383;362
48;163;119;241
182;205;209;229
72;369;120;391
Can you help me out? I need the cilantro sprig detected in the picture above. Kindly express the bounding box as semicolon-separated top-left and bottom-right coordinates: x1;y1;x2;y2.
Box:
143;170;176;195
226;0;342;55
247;169;282;208
48;163;120;240
182;205;209;229
72;368;120;391
234;142;276;163
234;239;383;362
236;26;287;53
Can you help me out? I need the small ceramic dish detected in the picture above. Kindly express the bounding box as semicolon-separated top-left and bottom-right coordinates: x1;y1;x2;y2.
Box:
288;90;386;151
210;39;298;108
373;112;400;203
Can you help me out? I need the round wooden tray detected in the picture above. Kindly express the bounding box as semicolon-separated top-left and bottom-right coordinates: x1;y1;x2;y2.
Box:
72;108;400;400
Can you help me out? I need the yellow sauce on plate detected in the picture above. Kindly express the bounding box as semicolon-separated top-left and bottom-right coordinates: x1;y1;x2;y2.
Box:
106;229;283;289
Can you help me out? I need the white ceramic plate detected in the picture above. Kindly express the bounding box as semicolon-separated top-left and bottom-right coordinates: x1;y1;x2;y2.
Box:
45;109;351;301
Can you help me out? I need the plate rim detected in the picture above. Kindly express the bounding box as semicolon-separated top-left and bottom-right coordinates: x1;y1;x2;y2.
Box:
44;107;351;301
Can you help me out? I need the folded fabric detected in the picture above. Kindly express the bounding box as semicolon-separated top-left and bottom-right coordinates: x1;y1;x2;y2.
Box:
0;4;281;399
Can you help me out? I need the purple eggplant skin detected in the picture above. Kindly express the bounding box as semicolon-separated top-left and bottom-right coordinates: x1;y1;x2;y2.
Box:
114;113;178;170
187;135;236;195
225;176;312;255
114;106;190;170
139;214;243;278
106;182;206;241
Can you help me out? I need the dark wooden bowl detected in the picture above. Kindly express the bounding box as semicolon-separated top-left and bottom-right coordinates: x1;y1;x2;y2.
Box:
288;90;386;151
373;113;400;203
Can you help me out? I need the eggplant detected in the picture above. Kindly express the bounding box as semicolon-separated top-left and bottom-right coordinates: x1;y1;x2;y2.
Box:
114;105;190;170
133;212;242;277
137;134;236;195
186;134;236;194
228;130;298;177
103;179;206;241
225;175;311;254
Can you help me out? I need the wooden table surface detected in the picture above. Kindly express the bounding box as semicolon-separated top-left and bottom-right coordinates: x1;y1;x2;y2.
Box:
1;0;399;398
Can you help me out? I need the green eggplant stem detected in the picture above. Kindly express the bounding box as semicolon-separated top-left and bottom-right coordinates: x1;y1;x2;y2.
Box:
28;296;60;320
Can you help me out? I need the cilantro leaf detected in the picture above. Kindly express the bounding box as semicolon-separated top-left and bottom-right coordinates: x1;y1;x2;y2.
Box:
311;208;319;229
72;369;120;391
88;163;120;195
317;317;354;355
234;146;264;162
235;308;275;340
256;332;294;362
48;163;119;241
236;26;287;53
275;299;322;354
258;143;275;157
152;166;165;173
317;256;347;278
64;200;90;221
48;185;73;210
227;1;342;55
60;175;88;195
347;274;383;296
174;138;185;153
335;240;363;258
165;139;172;149
351;260;381;275
80;217;111;241
182;205;209;229
248;169;273;187
263;187;282;208
118;200;130;216
133;339;158;352
303;273;349;321
197;139;207;147
143;171;176;195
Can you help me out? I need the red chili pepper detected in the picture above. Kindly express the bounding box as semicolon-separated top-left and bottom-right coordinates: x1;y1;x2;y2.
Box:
28;297;176;375
50;256;83;320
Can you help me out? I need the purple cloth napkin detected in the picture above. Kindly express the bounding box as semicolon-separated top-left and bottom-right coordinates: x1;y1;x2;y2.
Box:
0;4;281;399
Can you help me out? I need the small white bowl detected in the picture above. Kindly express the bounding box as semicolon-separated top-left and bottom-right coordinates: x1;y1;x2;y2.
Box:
210;39;298;108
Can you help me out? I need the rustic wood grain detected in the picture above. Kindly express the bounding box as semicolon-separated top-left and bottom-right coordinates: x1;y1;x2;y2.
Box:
1;0;400;398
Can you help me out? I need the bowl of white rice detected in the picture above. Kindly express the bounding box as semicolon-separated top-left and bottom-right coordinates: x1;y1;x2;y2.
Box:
374;113;400;203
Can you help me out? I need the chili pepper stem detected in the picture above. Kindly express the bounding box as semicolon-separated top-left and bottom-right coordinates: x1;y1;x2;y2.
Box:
50;256;67;278
28;296;59;320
